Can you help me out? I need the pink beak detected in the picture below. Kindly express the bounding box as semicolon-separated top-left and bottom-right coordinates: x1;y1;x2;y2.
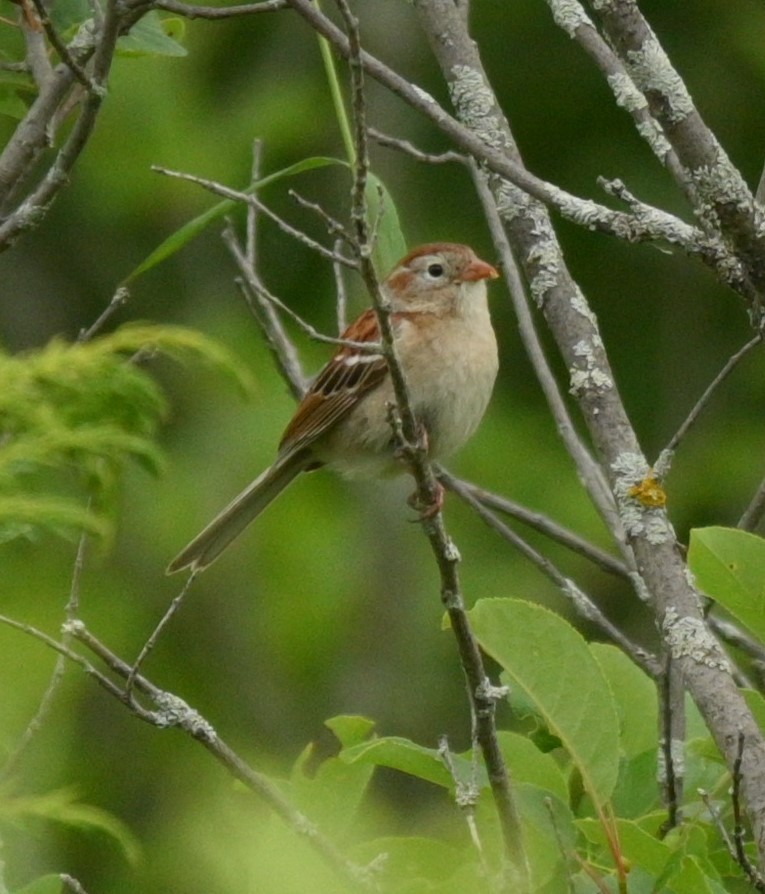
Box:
463;256;499;282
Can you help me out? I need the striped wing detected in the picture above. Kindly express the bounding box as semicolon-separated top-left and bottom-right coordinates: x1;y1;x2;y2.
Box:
278;309;388;455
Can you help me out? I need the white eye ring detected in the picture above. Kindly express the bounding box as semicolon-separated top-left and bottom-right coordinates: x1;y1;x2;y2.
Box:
425;262;445;279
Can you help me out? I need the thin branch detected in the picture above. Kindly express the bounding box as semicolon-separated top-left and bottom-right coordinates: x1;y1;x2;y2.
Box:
657;334;761;470
126;571;199;693
288;188;351;243
284;0;754;303
223;226;378;353
152;0;288;17
28;0;95;90
0;530;89;780
733;732;765;891
438;734;488;871
335;0;526;877
470;165;629;558
223;227;308;398
439;469;628;578
739;475;765;532
369;127;467;166
443;469;659;677
544;0;683;180
657;655;685;836
152;165;358;269
246;138;262;268
77;286;129;342
710;617;765;666
332;238;349;333
0;614;373;890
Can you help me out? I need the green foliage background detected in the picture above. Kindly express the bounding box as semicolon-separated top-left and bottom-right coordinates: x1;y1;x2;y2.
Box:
2;0;765;891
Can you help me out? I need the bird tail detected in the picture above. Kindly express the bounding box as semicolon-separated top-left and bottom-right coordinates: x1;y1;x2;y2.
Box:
166;451;314;574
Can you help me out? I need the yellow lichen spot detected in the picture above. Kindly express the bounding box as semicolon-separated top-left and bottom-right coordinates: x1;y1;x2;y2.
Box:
629;471;667;508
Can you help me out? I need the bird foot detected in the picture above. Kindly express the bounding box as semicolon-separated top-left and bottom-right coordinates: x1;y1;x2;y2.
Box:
408;481;444;520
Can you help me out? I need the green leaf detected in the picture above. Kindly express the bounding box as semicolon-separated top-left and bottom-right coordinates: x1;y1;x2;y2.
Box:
123;156;345;283
0;87;28;120
578;816;671;877
590;643;657;758
291;742;374;839
497;730;568;803
117;11;187;57
13;875;64;894
0;324;251;545
350;836;468;888
468;598;620;808
341;736;463;789
365;173;407;276
611;748;660;818
668;855;726;894
743;688;765;734
0;786;140;865
324;714;375;748
689;526;765;641
0;496;110;543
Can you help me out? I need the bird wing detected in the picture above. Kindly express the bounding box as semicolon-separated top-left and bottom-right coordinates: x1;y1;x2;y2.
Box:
278;309;389;456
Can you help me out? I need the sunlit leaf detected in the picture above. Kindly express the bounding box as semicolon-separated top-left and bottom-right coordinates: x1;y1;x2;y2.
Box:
689;526;765;641
117;11;187;57
469;598;620;808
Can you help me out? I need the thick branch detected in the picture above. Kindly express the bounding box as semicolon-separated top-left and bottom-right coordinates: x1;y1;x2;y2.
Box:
409;0;765;869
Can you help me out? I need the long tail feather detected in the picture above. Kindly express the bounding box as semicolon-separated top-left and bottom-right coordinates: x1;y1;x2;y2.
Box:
167;452;313;574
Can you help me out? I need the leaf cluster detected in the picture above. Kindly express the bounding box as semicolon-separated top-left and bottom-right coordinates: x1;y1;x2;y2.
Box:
0;323;252;545
229;595;752;894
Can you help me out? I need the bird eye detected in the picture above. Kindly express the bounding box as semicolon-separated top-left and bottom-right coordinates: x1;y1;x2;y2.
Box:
426;263;445;278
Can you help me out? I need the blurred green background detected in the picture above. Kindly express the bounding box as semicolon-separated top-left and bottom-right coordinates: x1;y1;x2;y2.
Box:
2;0;765;890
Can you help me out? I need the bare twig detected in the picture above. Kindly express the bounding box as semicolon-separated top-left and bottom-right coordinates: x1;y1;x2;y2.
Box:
153;0;288;17
732;732;765;891
77;286;129;342
223;227;378;353
369;127;467;166
152;165;358;269
437;734;487;871
223;228;308;398
470;166;629;558
710;617;765;666
126;571;199;694
0;614;373;890
28;0;95;90
332;238;349;333
657;334;761;470
288;189;351;243
739;475;765;532
657;655;685;837
0;530;90;781
246;139;262;268
438;472;627;579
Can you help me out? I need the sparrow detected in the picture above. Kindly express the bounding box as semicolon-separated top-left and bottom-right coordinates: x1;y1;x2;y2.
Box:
167;242;499;573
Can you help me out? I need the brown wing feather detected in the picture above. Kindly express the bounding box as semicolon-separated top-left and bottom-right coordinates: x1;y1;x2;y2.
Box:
278;310;389;455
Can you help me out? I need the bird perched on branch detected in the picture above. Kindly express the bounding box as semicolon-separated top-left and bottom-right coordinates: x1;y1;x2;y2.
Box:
168;242;500;574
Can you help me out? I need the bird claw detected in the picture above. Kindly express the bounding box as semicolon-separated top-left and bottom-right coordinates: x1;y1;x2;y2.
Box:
408;481;444;520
